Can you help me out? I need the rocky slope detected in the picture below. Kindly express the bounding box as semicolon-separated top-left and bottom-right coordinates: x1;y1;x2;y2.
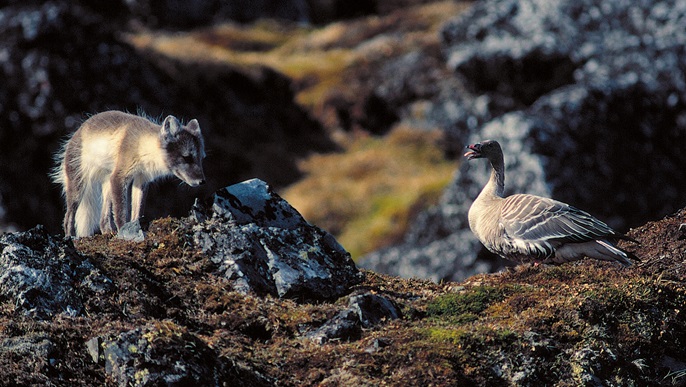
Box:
0;180;684;386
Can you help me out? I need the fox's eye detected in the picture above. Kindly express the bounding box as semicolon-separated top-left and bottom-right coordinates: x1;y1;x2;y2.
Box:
182;155;194;164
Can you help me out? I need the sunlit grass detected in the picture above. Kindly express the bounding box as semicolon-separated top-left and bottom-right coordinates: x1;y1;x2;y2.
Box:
281;126;455;259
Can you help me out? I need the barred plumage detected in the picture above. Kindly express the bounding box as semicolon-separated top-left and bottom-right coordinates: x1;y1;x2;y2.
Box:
465;140;637;266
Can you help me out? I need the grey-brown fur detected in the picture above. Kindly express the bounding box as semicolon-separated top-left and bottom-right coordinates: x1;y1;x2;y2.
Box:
52;111;206;237
465;140;637;266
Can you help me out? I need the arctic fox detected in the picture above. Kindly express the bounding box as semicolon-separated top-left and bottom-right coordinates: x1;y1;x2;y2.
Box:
52;111;206;237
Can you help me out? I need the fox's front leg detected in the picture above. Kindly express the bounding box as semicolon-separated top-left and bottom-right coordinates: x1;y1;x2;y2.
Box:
109;170;132;232
130;177;148;222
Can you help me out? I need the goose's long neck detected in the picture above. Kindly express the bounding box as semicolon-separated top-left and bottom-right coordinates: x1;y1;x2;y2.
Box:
482;153;505;199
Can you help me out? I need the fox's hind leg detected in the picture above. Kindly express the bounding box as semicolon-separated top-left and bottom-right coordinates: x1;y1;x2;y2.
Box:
63;179;79;237
62;155;82;237
74;181;102;237
109;169;132;232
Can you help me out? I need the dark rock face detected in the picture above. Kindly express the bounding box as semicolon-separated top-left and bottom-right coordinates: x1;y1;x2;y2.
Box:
0;225;113;319
0;1;334;234
121;0;387;27
191;179;363;300
362;0;686;281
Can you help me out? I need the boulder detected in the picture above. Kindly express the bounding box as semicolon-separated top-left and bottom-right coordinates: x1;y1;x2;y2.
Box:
0;225;113;319
191;179;363;301
362;0;686;281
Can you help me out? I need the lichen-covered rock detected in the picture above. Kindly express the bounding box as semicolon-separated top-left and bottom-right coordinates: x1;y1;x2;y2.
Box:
348;292;401;328
0;225;113;319
191;179;363;301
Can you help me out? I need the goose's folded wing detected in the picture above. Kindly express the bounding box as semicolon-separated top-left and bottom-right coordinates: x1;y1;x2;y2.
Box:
499;194;616;244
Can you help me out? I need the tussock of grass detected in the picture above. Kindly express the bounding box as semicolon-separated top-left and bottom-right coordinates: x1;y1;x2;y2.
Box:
281;126;454;259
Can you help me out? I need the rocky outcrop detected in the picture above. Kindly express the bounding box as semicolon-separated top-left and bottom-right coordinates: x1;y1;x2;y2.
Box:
306;292;401;344
0;182;366;384
0;189;683;385
191;179;363;300
361;0;686;281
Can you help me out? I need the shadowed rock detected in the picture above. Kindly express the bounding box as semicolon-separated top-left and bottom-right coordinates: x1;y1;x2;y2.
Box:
0;225;113;319
306;292;401;344
88;323;273;387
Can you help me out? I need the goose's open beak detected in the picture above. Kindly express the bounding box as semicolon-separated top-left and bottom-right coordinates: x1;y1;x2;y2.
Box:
464;143;482;160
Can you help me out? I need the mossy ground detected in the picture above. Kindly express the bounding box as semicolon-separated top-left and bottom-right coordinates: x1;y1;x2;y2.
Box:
0;208;684;385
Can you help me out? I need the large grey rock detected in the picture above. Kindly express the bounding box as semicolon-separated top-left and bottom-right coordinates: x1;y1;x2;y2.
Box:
362;0;686;281
191;179;363;301
0;225;113;319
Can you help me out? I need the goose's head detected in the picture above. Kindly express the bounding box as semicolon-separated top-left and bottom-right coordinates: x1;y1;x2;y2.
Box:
464;140;502;161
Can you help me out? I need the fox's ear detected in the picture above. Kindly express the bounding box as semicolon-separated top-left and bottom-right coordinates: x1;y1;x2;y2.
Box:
185;119;201;136
161;115;181;142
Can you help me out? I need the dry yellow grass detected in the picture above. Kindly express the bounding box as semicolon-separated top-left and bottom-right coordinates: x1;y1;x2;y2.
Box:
124;1;467;110
281;127;455;259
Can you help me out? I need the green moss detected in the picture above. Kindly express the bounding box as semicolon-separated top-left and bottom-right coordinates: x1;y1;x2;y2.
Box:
426;286;507;323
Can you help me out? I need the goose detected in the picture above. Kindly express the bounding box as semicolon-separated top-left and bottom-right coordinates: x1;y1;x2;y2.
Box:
464;140;638;265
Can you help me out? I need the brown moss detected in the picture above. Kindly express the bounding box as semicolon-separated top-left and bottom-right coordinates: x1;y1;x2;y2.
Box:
1;206;686;384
